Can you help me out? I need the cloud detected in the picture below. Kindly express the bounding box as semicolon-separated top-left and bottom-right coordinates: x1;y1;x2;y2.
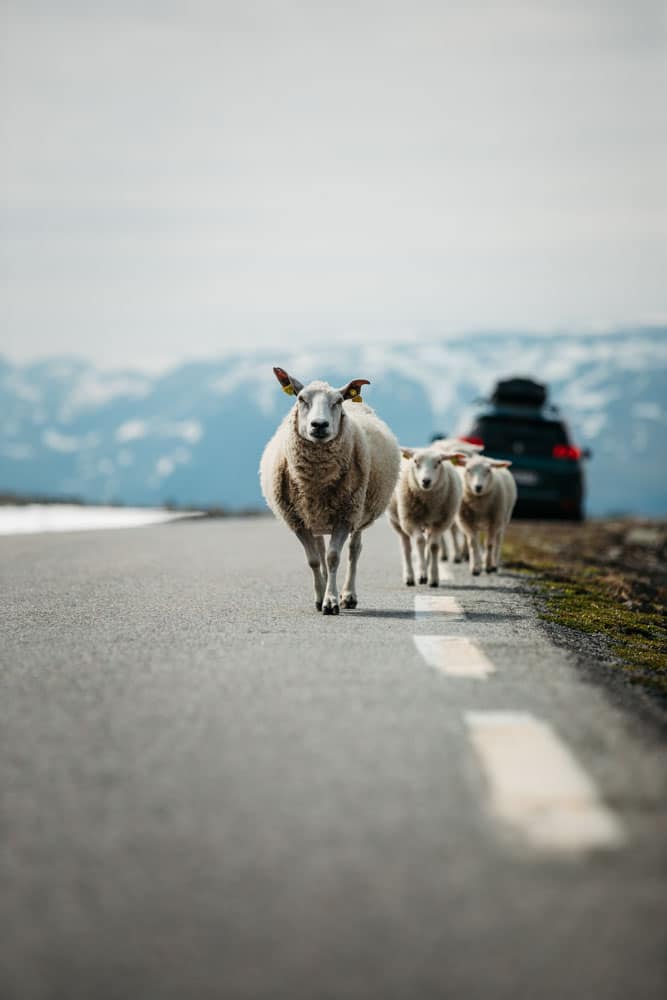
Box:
2;1;666;368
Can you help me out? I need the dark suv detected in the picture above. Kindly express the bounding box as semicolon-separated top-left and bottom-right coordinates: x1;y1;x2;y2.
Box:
461;378;589;520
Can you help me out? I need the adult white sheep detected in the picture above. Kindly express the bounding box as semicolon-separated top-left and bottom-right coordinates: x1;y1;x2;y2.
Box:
388;446;466;587
457;454;517;575
259;367;401;615
432;437;484;563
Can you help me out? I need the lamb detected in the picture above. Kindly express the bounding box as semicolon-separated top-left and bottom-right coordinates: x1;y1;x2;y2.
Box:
259;367;401;615
388;446;466;587
456;454;517;575
432;437;484;563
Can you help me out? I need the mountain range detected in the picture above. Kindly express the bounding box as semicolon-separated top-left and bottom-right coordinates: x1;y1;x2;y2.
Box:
1;329;666;516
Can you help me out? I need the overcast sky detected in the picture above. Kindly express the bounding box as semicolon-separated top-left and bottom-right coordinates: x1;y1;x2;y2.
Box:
2;0;666;369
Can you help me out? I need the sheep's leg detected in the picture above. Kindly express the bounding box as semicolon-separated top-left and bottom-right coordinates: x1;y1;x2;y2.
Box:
297;529;326;610
467;531;483;576
415;531;428;585
394;525;415;586
341;530;362;609
316;535;327;578
439;531;449;561
452;522;466;563
322;524;350;615
427;528;441;587
484;525;498;573
490;526;505;572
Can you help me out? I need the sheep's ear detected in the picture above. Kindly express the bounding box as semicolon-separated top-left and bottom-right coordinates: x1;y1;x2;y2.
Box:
439;451;467;465
491;460;512;468
339;378;370;403
400;447;416;459
273;367;304;397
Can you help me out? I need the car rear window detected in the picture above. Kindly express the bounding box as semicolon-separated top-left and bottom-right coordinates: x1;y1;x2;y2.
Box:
472;417;569;457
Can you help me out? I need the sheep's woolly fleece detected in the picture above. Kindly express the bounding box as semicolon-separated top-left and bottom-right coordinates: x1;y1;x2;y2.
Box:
389;452;463;537
260;395;400;537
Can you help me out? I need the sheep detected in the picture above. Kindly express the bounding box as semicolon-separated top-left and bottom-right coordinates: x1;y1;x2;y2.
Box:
456;454;517;575
432;437;485;563
388;446;466;588
259;367;401;615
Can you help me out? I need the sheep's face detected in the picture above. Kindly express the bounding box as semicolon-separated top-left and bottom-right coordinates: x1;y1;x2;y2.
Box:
272;368;371;444
463;456;512;496
401;447;465;492
465;457;494;496
407;448;447;492
296;382;345;443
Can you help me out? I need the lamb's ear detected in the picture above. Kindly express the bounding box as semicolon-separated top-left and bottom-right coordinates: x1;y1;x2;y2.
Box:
273;367;304;397
491;460;512;468
339;378;370;403
400;447;416;459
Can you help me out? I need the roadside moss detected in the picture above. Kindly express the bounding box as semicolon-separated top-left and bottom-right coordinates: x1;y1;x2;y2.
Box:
502;534;667;695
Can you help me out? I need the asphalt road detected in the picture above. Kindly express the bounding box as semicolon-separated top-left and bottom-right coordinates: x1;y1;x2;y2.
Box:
1;517;665;1000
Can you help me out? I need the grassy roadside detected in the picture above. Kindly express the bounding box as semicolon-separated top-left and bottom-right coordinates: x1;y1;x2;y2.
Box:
503;519;667;696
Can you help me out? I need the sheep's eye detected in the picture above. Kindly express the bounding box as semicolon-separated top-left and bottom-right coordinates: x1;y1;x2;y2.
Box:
299;396;310;407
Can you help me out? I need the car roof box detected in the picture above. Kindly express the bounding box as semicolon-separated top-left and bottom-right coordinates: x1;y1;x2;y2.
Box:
491;377;547;408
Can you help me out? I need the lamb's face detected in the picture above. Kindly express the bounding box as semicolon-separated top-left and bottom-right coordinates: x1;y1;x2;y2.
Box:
409;448;446;492
464;457;494;496
296;381;344;443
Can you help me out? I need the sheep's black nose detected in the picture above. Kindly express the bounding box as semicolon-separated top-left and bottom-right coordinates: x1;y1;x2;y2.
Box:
474;485;483;494
310;420;329;434
422;478;431;488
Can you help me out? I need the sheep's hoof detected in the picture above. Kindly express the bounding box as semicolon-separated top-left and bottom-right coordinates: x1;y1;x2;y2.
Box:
315;601;323;611
405;578;415;587
322;602;340;616
440;554;448;562
419;575;428;585
486;566;498;574
472;569;481;576
429;581;439;588
341;595;358;610
454;557;463;564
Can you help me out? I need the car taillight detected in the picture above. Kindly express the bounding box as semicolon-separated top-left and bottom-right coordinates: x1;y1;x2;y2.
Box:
552;444;581;460
462;435;484;447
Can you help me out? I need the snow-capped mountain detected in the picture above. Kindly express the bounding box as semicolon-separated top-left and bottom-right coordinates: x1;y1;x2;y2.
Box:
1;329;666;516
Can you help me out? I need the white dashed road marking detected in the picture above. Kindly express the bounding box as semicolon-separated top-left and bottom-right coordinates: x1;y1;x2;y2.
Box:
414;594;465;619
413;636;495;678
465;711;625;852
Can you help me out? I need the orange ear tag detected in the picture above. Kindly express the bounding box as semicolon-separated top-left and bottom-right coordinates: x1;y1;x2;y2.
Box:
349;387;363;403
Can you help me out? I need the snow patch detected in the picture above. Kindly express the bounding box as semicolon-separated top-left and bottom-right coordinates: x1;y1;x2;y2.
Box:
1;442;34;460
579;412;607;440
63;373;152;415
43;429;83;453
4;374;41;403
116;420;147;442
155;457;174;478
0;505;202;536
155;447;191;479
632;402;663;421
167;420;202;443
